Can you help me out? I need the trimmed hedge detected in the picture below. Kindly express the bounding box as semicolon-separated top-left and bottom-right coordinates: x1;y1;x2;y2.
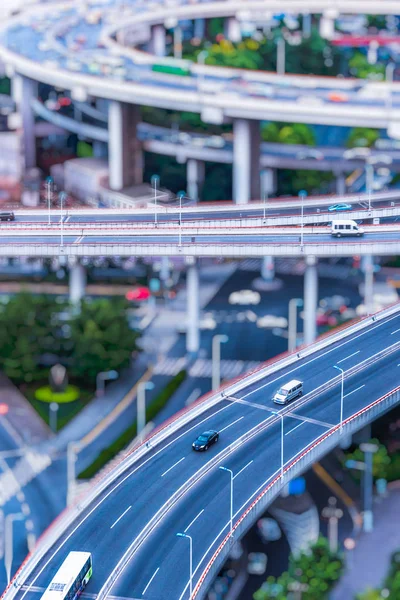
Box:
78;370;187;480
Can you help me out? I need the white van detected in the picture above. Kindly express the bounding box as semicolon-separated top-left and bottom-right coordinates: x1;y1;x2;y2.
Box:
273;380;303;405
331;220;364;238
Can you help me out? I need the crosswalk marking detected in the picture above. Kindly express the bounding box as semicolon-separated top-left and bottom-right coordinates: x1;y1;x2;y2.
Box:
0;452;51;506
154;357;261;379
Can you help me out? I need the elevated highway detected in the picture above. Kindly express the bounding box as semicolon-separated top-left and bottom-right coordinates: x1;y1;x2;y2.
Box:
4;0;400;201
31;101;400;177
3;303;400;600
1;222;400;257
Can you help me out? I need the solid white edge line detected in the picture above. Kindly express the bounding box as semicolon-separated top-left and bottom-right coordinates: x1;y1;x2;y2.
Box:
184;509;204;533
110;506;131;530
142;567;160;596
343;384;365;399
161;457;185;478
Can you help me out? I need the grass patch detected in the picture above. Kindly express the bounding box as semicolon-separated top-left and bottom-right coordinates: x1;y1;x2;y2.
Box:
23;382;93;431
78;370;187;480
34;385;80;403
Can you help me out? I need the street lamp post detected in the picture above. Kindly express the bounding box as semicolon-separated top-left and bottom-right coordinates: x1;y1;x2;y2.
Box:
360;442;379;532
197;49;208;94
272;411;284;480
321;497;343;553
333;365;344;433
46;177;53;225
49;402;59;433
151;175;160;226
59;191;67;247
263;191;267;220
299;190;307;249
4;513;24;585
365;162;374;211
276;37;286;75
212;334;229;391
176;532;193;599
177;190;186;247
96;370;119;397
219;466;234;537
137;381;155;436
174;25;182;59
288;298;303;352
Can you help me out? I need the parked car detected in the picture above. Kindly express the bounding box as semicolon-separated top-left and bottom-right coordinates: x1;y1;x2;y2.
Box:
257;518;282;543
247;552;268;575
229;289;261;305
192;430;219;451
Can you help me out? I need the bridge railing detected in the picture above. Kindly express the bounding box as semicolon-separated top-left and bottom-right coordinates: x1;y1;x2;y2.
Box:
2;302;400;599
193;384;400;599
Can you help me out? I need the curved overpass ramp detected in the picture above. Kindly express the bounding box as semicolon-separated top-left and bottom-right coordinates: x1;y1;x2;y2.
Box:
2;1;400;128
3;304;400;600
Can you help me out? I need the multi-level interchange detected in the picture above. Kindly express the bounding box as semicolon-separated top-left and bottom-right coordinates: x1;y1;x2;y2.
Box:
1;1;400;599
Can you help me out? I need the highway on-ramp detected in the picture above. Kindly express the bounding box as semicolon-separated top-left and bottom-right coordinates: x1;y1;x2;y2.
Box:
9;307;400;600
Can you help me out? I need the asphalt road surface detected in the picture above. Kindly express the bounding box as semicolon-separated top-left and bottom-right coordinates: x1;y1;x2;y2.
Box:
13;309;400;600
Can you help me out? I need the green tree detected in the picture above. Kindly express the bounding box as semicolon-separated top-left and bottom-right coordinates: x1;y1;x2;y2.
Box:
0;294;66;383
355;590;383;600
344;439;391;481
253;536;343;600
261;122;315;145
69;298;138;384
348;52;385;79
347;128;380;148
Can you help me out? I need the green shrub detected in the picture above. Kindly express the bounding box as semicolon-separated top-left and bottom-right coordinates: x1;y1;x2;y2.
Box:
253;536;344;600
35;385;80;404
78;370;187;479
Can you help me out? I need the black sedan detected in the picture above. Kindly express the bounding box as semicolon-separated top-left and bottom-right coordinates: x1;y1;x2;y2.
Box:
192;430;219;451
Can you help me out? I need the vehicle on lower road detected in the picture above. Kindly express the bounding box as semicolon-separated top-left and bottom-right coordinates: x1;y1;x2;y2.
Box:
192;430;219;451
0;211;14;221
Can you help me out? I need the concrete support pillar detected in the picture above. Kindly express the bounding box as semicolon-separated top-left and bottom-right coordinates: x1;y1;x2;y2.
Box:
224;17;242;42
339;433;352;449
187;158;205;202
319;14;335;40
186;259;200;355
336;172;346;196
108;101;143;191
194;18;206;40
150;24;166;57
304;256;318;345
69;261;86;305
353;424;372;445
13;75;37;170
233;119;260;204
93;141;108;158
302;13;312;38
363;255;374;315
261;167;278;197
261;256;275;282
